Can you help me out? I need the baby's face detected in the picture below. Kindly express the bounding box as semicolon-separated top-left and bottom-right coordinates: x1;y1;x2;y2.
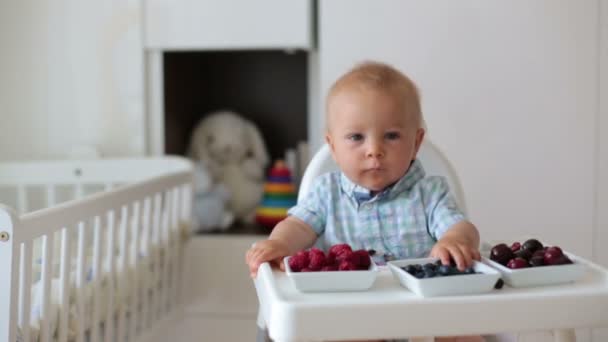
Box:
326;88;424;192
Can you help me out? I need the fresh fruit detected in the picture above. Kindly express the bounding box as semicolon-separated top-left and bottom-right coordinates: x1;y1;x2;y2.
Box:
521;239;543;253
529;255;545;267
514;249;533;261
339;260;357;271
288;251;310;272
353;249;372;270
490;243;514;266
400;261;478;278
489;240;574;269
321;265;338;271
308;248;326;271
329;243;352;257
507;257;529;269
288;243;372;272
510;242;521;252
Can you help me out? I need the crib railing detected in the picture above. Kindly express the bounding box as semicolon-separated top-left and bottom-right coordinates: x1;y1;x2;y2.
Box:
0;158;193;342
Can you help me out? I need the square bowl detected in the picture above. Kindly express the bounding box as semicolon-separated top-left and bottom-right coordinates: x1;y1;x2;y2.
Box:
387;257;501;297
284;256;378;292
482;252;587;288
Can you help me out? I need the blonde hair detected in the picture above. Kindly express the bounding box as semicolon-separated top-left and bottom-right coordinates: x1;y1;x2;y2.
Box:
326;61;423;130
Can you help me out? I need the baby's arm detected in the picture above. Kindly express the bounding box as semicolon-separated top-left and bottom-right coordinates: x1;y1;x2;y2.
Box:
245;216;317;278
430;220;481;271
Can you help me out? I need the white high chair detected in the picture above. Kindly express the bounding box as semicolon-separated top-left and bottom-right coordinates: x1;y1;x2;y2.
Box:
255;140;584;342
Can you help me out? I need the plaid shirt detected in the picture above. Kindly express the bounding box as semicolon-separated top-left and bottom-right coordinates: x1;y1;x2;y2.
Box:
288;160;466;264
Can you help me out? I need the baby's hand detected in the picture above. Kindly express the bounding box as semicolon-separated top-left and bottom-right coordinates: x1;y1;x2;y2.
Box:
430;236;481;271
245;239;290;278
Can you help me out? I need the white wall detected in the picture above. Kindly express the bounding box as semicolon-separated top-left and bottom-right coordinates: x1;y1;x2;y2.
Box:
0;0;145;160
318;0;599;261
594;1;608;338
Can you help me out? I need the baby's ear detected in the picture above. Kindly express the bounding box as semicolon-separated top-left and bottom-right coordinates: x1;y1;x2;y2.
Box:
414;128;425;156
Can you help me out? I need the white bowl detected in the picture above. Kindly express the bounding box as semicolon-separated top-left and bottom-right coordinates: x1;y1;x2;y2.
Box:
388;257;501;297
482;252;587;287
284;256;378;292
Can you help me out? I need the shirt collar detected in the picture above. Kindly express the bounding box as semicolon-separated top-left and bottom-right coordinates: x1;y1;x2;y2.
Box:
340;159;426;203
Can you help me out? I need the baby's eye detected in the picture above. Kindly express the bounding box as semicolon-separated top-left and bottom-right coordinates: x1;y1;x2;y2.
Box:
347;133;364;142
385;132;400;140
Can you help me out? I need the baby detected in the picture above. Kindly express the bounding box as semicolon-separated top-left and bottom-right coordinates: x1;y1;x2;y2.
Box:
246;61;483;342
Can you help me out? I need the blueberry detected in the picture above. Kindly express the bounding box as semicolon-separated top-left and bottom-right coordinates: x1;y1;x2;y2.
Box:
434;259;443;267
414;271;426;279
424;269;436;278
422;262;436;271
494;278;504;289
404;265;417;275
437;265;452;276
464;267;476;274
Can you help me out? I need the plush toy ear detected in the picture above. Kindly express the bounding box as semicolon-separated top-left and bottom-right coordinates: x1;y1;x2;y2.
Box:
188;119;209;161
246;121;269;168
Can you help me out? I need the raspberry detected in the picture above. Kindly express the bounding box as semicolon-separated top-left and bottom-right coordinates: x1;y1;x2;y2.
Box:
321;265;338;272
301;267;313;272
353;249;371;269
308;248;326;271
288;251;309;272
336;250;358;265
329;243;352;258
339;260;357;271
326;251;337;266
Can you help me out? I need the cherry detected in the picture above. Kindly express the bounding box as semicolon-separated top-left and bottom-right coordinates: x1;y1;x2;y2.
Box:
532;250;545;259
514;249;533;261
544;246;564;265
507;257;529;269
521;239;543;253
529;255;545;267
510;242;521;252
490;243;514;266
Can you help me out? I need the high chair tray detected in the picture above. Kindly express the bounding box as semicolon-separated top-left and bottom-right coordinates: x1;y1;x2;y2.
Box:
254;257;608;342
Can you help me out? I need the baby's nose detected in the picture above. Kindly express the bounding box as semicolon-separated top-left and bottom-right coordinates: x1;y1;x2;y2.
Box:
366;144;385;158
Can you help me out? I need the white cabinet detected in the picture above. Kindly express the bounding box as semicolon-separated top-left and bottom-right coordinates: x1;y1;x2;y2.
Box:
144;0;313;50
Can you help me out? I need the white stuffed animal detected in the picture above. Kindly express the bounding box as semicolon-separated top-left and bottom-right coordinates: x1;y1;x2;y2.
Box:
193;162;235;232
189;110;270;223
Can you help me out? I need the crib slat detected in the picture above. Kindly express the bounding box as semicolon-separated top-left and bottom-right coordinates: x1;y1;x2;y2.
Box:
75;221;87;342
160;191;171;315
140;197;152;329
117;205;130;342
180;184;192;224
91;216;102;342
57;227;71;342
170;187;180;309
104;211;116;342
18;241;32;342
151;194;162;323
40;234;54;342
129;201;141;339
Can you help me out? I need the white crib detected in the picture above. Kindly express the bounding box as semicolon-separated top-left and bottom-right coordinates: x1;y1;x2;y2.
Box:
0;157;194;342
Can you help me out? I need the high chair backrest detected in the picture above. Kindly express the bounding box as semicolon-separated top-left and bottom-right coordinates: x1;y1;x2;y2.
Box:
298;140;467;214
